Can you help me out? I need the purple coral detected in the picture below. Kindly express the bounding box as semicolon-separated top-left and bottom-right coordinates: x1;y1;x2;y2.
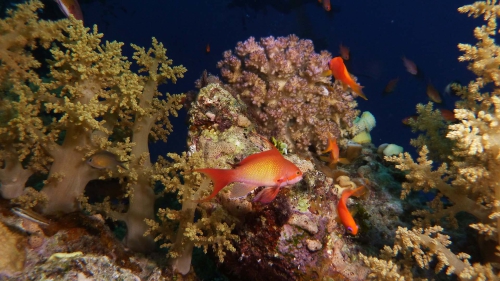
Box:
217;35;359;153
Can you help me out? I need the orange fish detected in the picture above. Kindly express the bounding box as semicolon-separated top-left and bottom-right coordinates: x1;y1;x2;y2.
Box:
426;83;442;103
86;151;127;170
54;0;83;21
439;109;456;122
337;185;365;235
402;115;418;126
402;56;418;75
382;77;399;95
321;136;349;166
339;43;350;60
206;43;210;53
322;0;331;11
194;144;303;203
327;57;367;100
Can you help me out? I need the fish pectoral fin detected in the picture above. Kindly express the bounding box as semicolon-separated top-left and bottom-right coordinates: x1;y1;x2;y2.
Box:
253;186;281;204
338;158;350;165
335;215;342;224
229;183;258;199
319;155;331;162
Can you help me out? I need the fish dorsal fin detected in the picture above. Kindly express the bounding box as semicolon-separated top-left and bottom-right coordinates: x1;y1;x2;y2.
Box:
230;183;258;198
237;147;282;166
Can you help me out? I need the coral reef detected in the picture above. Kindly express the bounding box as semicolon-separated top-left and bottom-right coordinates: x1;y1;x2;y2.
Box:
162;82;404;280
360;1;500;279
0;201;186;280
217;35;360;153
0;0;185;252
0;2;430;280
405;102;455;162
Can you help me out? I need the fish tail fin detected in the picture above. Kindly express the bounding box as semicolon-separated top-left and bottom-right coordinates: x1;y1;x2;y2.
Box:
118;162;128;170
351;185;366;198
341;185;366;201
194;168;234;202
253;186;281;204
352;84;368;100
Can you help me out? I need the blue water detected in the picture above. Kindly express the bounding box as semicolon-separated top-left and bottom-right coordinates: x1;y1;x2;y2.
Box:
23;0;480;159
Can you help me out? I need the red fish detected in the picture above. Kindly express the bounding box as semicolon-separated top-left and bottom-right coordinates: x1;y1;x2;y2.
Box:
206;43;211;53
322;0;331;11
318;0;331;11
382;77;399;95
426;83;442;103
402;56;418;75
402;115;418;125
439;109;457;122
54;0;83;21
327;57;367;100
337;185;365;235
339;43;350;60
194;145;303;203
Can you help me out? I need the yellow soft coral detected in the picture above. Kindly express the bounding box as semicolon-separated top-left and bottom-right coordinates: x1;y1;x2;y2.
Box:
361;1;500;279
0;1;185;252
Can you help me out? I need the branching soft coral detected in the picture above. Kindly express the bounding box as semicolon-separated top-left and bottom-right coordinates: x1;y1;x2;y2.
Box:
406;103;455;163
361;1;500;279
145;151;238;275
360;226;496;280
0;0;67;199
0;1;185;252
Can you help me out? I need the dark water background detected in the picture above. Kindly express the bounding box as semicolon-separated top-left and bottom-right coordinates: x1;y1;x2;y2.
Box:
3;0;480;160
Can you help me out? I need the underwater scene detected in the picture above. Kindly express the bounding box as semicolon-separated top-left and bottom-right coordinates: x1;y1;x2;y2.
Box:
0;0;499;280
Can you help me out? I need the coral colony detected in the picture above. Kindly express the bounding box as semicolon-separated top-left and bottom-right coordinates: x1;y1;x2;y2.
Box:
0;0;500;280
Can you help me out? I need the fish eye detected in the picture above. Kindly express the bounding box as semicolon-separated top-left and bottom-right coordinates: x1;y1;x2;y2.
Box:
296;171;300;175
88;158;92;162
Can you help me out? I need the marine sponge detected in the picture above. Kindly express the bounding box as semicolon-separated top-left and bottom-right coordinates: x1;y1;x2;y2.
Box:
353;111;376;134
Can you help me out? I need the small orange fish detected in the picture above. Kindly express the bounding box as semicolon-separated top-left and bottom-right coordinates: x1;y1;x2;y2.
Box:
327;57;367;100
339;43;350;60
194;144;303;203
54;0;83;21
322;0;331;11
426;83;442;103
321;136;349;166
382;77;399;95
337;185;365;235
402;115;418;125
402;56;418;75
206;43;210;53
87;151;127;169
439;109;456;122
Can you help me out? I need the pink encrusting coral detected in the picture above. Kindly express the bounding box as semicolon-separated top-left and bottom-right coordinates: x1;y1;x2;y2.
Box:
217;35;360;153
